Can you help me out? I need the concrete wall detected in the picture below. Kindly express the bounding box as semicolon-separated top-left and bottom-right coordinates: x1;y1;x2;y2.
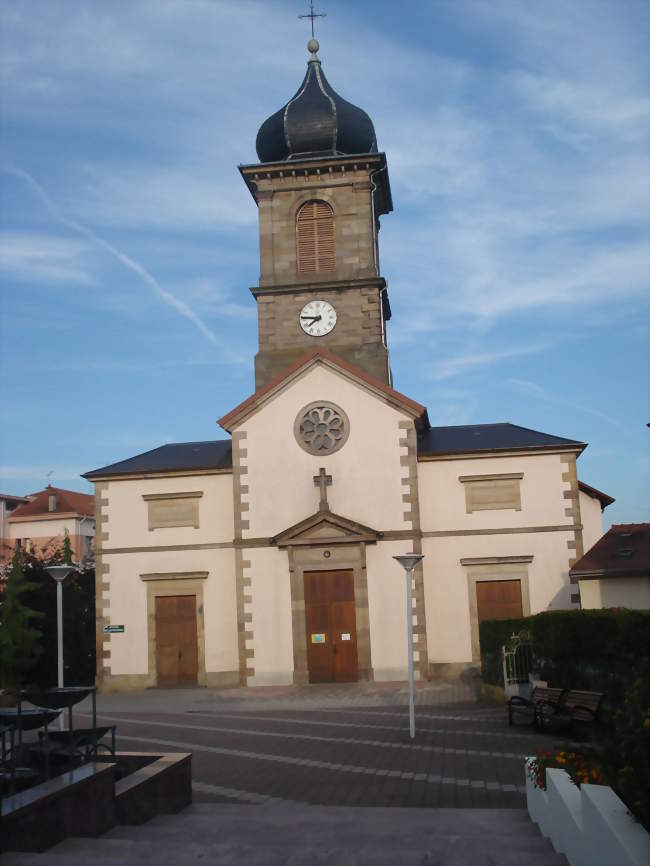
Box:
419;453;571;531
579;576;650;610
104;474;233;548
5;515;94;560
240;365;408;537
102;547;238;677
418;452;578;670
235;362;415;683
579;490;604;553
422;532;574;666
99;472;238;684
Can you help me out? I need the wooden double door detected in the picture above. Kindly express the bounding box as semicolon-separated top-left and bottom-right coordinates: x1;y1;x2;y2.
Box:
304;569;358;683
155;595;199;687
476;579;523;624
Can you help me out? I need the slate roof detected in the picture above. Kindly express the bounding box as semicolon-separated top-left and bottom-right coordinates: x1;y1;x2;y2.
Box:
8;486;94;520
570;524;650;579
83;440;233;480
256;47;377;163
84;420;586;479
417;423;586;457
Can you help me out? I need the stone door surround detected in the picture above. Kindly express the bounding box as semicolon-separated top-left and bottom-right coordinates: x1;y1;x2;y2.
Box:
288;543;372;684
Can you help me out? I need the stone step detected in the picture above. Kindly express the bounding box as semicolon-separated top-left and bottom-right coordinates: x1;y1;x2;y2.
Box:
141;804;539;835
2;842;568;866
1;805;568;866
105;817;545;845
188;803;535;822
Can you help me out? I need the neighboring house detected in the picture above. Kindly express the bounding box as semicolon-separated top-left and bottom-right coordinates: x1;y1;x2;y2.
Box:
0;493;29;560
4;486;95;564
83;39;613;692
578;481;615;552
571;524;650;610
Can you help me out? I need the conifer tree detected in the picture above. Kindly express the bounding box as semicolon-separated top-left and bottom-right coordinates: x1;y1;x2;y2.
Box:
62;529;74;566
0;548;43;689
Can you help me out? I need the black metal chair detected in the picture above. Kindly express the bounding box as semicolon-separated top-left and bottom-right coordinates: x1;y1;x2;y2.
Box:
21;686;116;766
0;709;60;788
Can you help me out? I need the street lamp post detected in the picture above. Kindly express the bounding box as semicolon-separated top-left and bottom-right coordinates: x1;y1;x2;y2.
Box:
393;553;424;739
44;565;76;728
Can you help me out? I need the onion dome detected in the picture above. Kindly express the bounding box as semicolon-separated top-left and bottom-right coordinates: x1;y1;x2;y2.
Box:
256;39;378;163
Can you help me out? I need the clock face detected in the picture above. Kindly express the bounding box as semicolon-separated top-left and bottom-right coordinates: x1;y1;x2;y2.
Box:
299;300;337;337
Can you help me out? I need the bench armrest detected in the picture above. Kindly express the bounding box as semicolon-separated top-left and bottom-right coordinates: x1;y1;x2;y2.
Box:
536;699;560;711
507;696;533;708
570;705;597;720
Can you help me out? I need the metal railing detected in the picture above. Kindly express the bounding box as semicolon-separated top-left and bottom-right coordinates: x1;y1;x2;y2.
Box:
503;630;534;688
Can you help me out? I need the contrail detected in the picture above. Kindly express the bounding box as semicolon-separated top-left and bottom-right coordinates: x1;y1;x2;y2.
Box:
2;165;220;346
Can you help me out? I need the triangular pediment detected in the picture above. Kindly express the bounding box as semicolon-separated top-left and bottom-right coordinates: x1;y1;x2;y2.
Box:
273;508;381;548
218;348;428;433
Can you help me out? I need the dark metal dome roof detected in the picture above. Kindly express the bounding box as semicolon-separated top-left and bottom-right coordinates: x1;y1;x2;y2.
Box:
256;41;378;163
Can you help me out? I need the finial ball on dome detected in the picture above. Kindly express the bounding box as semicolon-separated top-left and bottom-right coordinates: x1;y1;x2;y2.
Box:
307;38;319;55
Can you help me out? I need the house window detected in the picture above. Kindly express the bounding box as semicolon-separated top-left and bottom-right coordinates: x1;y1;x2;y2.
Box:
296;200;335;274
48;494;57;512
459;472;524;513
85;536;92;557
142;491;203;531
24;538;32;553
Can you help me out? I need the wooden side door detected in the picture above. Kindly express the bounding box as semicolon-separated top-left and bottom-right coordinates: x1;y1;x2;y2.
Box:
304;570;358;683
155;595;199;686
476;580;523;624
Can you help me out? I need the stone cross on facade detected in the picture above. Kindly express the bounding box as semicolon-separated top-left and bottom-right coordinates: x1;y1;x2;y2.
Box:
313;467;332;511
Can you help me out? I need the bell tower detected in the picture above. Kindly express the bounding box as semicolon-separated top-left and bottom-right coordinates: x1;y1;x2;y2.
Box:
240;38;393;389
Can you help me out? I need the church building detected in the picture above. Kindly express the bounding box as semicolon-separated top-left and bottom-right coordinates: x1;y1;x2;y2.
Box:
84;39;610;691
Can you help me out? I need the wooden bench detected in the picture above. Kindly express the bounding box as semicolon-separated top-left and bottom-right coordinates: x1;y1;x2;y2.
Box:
508;686;565;726
537;689;604;737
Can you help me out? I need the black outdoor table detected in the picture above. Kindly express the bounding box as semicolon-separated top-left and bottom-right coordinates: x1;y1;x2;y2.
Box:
0;708;61;784
22;686;94;711
0;708;61;732
20;686;106;768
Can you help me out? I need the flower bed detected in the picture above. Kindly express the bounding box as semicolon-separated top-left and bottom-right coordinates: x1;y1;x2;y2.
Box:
525;757;650;866
528;747;606;789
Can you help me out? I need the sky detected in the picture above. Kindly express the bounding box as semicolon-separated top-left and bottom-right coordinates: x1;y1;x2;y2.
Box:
0;0;648;528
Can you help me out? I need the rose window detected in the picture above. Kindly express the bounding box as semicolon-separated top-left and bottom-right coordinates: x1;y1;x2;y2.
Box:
294;402;350;455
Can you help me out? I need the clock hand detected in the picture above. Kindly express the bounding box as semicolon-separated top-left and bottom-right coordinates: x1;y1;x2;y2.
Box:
300;315;322;323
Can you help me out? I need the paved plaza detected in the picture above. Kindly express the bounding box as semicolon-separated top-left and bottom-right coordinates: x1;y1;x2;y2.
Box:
77;678;560;809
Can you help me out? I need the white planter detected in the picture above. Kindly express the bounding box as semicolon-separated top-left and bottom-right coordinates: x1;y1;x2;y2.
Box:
525;758;650;866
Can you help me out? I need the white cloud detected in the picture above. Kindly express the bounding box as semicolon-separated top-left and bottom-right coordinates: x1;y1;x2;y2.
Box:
506;378;626;430
0;232;95;285
431;342;552;381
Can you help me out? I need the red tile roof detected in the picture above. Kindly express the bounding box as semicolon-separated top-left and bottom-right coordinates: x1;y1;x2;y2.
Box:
8;486;94;521
218;348;428;431
570;523;650;579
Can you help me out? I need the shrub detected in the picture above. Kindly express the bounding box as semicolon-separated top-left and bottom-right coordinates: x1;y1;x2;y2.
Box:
479;609;650;708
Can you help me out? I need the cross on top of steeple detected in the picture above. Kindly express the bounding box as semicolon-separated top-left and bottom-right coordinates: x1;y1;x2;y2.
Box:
299;1;326;39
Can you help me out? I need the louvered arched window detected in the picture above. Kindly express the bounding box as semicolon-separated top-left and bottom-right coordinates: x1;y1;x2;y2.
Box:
296;200;335;274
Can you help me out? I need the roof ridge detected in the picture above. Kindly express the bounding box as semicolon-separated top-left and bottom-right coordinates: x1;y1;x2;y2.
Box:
428;422;510;431
504;422;586;444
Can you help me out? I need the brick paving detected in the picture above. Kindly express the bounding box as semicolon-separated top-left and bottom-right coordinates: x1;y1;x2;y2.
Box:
77;679;561;809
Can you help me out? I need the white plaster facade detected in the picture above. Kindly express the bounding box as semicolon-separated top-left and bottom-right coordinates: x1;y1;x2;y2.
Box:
88;353;610;691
